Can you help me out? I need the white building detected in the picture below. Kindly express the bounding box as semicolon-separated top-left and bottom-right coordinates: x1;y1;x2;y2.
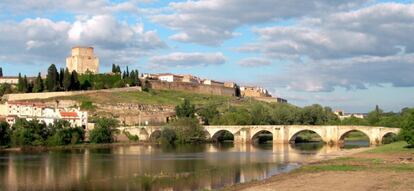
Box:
156;73;184;82
334;110;365;120
3;101;88;127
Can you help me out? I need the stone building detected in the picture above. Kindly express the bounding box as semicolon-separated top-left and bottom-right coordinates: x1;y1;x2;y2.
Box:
240;86;271;98
66;47;99;74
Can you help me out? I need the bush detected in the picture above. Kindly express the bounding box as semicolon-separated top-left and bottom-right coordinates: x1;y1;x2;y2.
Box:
399;108;414;146
168;118;206;144
89;117;119;144
80;101;96;111
123;130;139;142
0;122;11;146
160;127;176;145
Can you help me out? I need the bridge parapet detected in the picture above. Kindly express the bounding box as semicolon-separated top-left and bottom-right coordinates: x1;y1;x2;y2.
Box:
118;125;400;144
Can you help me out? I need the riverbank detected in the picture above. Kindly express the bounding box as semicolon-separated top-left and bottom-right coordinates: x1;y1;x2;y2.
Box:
223;142;414;191
0;141;154;152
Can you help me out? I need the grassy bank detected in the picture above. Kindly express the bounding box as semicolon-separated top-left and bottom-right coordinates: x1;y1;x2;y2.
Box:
223;142;414;191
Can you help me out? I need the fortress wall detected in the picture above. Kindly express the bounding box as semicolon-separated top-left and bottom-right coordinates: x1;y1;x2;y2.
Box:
2;87;142;101
149;80;236;97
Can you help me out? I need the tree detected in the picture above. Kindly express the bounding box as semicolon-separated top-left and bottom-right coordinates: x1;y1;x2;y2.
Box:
399;108;414;146
17;73;23;92
0;83;13;96
63;68;71;91
366;105;383;126
59;68;65;89
70;71;80;90
0;67;3;77
197;105;220;125
175;99;196;118
46;64;59;92
112;64;116;73
168;118;206;144
22;75;29;93
0;122;10;146
33;73;44;93
89;118;119;144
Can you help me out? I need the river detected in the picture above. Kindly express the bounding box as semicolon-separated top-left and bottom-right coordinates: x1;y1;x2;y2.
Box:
0;141;368;191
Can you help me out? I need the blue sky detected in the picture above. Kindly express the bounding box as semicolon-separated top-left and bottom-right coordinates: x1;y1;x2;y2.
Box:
0;0;413;113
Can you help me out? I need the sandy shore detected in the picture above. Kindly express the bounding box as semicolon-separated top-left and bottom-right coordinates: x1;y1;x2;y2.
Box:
223;143;414;191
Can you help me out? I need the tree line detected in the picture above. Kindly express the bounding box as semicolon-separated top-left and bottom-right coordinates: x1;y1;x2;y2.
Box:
0;117;121;147
5;64;141;94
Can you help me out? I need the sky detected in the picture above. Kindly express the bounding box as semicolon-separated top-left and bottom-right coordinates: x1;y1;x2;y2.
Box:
0;0;413;113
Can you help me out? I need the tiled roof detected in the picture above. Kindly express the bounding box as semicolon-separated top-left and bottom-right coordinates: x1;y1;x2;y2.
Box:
60;112;78;118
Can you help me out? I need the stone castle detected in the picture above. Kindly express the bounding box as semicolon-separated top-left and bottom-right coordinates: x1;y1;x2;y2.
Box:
66;47;99;74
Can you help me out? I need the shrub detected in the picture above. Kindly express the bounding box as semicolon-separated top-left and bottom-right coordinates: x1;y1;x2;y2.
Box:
399;108;414;146
0;122;10;146
123;130;139;142
168;118;206;144
160;127;176;145
89;117;119;144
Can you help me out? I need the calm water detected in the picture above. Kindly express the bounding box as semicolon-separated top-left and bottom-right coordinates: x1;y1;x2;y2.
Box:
0;141;368;191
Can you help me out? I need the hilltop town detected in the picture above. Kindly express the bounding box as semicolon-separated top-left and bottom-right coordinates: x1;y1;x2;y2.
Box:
0;46;287;128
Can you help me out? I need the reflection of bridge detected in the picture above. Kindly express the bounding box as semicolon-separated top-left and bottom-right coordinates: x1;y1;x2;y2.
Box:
118;125;399;145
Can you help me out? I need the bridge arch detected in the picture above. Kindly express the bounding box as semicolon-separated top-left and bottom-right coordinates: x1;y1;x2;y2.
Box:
149;129;162;141
289;129;324;143
211;130;234;142
381;132;398;144
251;130;273;144
339;129;370;145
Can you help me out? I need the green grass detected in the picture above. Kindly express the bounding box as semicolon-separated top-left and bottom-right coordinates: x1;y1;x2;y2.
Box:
46;89;268;111
296;142;414;173
365;141;412;153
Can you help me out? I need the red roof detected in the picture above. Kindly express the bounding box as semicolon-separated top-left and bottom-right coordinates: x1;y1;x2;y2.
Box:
60;112;78;118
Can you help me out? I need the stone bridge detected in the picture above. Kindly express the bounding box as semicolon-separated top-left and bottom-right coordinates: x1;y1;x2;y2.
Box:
118;125;400;145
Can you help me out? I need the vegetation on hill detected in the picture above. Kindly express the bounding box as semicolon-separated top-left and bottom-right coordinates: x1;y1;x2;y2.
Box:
0;64;141;96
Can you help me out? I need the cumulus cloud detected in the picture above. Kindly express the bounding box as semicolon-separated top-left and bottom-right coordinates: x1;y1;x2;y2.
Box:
149;52;226;67
0;15;165;67
0;0;147;15
263;54;414;92
151;0;369;45
238;57;271;67
240;2;414;92
241;3;414;60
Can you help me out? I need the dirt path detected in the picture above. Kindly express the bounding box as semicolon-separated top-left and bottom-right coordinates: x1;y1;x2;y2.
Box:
223;144;414;191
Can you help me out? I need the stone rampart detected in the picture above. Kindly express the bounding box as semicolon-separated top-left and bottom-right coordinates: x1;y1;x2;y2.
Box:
2;86;142;101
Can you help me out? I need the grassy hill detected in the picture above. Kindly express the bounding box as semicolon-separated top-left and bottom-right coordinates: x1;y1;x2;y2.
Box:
50;89;264;109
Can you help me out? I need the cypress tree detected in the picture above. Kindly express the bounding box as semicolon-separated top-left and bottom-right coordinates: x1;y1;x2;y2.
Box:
22;75;28;93
46;64;59;92
59;68;65;89
33;73;44;93
17;73;23;92
126;66;130;77
63;68;71;91
0;67;3;77
116;65;121;73
112;64;116;73
70;71;80;90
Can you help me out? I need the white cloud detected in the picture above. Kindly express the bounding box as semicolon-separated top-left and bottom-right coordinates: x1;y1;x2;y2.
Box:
0;0;146;15
149;52;226;67
239;2;414;92
151;0;370;45
238;57;271;67
0;15;165;67
263;54;414;92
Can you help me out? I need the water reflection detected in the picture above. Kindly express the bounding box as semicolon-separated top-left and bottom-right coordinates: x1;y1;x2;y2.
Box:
0;143;367;191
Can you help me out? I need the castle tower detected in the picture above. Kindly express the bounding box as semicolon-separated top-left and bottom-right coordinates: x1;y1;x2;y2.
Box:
66;47;99;74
